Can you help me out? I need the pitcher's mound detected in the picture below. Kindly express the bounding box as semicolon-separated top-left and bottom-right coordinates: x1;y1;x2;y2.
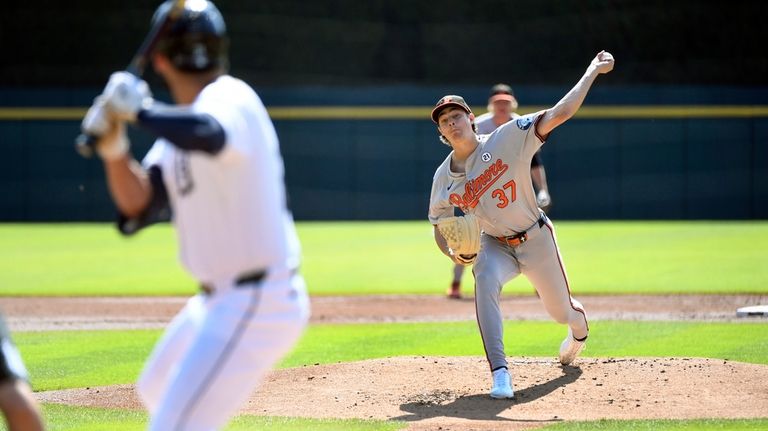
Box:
38;356;768;431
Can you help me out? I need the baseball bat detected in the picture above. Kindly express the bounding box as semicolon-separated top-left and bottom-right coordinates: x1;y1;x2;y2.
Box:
75;0;186;158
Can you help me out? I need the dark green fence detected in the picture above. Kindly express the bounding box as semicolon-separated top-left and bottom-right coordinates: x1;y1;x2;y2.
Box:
1;85;766;221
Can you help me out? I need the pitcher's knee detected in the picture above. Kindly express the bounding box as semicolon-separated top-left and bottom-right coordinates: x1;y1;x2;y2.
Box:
474;273;501;297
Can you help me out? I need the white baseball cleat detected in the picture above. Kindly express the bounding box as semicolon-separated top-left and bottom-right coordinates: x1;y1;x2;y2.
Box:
489;368;514;399
559;327;587;365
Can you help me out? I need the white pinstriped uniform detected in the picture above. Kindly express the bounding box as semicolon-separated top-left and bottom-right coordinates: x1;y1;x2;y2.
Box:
428;112;587;372
136;76;310;431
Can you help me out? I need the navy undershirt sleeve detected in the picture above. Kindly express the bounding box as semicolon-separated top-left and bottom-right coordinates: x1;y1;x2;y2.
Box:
117;165;171;236
136;107;226;155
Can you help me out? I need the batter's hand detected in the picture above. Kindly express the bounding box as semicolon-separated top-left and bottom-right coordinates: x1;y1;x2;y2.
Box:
81;97;130;161
102;71;153;122
81;96;111;138
590;50;614;74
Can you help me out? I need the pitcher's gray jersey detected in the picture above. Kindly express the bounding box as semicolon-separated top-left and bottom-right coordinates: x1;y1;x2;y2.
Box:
429;112;546;236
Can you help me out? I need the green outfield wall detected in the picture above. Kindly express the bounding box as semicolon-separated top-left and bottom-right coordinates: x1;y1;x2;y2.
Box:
3;1;765;220
1;86;766;221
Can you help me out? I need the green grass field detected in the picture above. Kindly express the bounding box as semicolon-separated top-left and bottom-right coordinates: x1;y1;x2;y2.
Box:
1;221;767;430
1;221;767;296
31;405;768;431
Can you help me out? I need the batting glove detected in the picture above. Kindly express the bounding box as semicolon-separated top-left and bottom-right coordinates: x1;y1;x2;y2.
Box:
81;96;111;137
81;96;130;161
103;71;153;122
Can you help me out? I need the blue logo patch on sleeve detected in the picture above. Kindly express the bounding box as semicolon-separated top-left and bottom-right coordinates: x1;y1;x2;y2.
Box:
516;116;533;130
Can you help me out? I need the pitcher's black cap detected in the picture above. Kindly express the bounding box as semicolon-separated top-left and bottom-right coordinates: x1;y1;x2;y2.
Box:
431;95;472;124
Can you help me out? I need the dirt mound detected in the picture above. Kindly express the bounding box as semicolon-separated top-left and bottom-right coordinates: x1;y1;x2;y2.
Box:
37;356;768;431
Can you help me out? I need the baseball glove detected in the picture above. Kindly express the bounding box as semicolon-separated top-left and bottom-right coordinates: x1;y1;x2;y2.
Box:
437;214;481;265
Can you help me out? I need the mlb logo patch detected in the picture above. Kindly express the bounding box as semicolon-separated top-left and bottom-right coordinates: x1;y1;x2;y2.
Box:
516;116;533;130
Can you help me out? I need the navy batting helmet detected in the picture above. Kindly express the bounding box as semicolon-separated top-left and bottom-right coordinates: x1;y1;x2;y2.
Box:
152;0;229;72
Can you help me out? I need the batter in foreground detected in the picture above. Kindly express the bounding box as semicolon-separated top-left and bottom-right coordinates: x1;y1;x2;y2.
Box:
428;51;615;399
80;1;309;429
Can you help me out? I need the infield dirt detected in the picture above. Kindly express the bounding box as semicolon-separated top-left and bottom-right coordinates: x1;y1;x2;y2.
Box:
5;294;768;431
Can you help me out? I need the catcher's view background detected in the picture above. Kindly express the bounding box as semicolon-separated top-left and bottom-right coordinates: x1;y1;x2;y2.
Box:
1;0;766;222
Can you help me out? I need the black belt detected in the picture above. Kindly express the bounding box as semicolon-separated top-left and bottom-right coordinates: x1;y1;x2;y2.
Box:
495;214;546;247
235;270;267;285
200;270;267;295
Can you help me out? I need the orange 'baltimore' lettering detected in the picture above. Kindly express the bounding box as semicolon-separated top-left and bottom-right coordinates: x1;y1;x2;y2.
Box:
451;159;508;209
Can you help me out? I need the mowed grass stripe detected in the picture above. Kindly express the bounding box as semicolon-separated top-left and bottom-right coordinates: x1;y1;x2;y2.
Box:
540;418;768;431
1;221;766;296
35;404;768;431
16;321;768;392
39;404;405;431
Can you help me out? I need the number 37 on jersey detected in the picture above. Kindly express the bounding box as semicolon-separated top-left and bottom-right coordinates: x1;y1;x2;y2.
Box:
449;158;516;211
